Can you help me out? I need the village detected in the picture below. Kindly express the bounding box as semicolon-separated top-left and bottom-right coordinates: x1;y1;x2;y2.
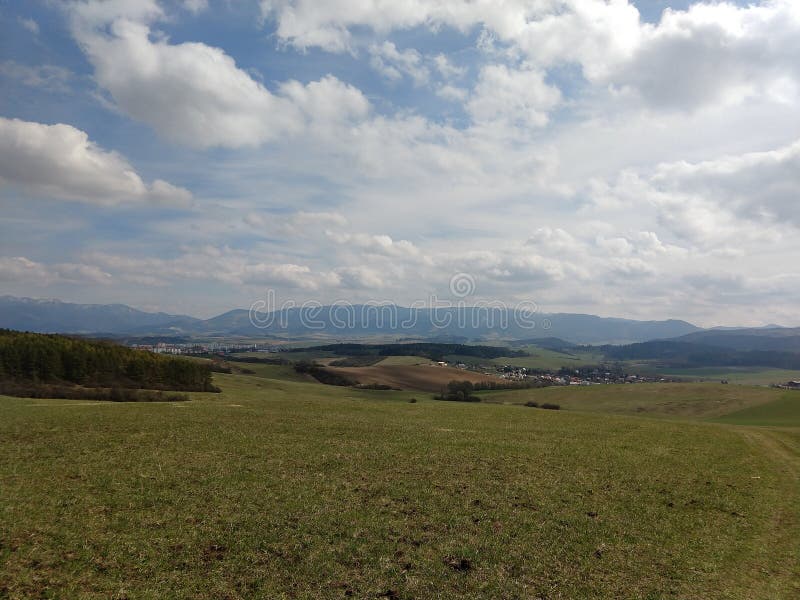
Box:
443;361;676;386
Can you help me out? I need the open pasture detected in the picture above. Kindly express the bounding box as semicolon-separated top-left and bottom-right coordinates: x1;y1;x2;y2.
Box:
1;373;798;599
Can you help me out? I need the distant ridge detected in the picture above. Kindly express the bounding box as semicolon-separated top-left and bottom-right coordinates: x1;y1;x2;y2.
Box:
0;296;702;344
0;296;201;335
672;327;800;353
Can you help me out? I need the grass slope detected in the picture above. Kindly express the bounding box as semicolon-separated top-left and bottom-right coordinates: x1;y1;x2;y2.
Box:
480;383;787;420
652;367;800;386
0;375;798;598
714;393;800;427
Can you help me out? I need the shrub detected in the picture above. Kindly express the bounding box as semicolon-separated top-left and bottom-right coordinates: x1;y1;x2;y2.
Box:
541;403;561;410
524;401;539;408
0;381;189;402
435;380;481;402
293;361;357;386
354;383;398;390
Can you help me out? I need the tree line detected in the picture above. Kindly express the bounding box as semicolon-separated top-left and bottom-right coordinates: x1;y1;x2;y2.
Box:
0;329;217;392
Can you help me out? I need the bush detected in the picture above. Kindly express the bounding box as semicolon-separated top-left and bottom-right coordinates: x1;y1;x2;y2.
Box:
354;383;398;390
541;403;561;410
408;398;417;403
435;380;482;402
293;361;357;386
0;381;189;402
524;401;539;408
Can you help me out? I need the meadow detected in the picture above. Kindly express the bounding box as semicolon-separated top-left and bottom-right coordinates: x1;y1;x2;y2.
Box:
649;367;800;386
1;369;798;599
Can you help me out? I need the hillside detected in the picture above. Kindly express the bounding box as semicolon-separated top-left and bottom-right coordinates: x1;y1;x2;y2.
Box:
598;340;800;370
673;327;800;352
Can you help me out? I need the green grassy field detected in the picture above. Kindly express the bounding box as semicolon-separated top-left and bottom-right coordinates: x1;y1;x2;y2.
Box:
714;393;800;427
479;383;792;419
375;355;433;366
650;367;800;386
1;373;798;598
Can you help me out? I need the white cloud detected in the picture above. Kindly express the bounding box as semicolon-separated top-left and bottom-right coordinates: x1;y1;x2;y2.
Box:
576;136;800;254
609;257;656;278
369;42;429;86
436;84;467;103
650;139;800;227
183;0;208;15
82;245;352;291
72;15;300;147
0;257;111;285
69;1;371;148
467;65;561;128
242;262;333;290
606;1;800;110
326;231;423;260
334;266;385;289
261;0;800;112
433;54;465;80
0;117;191;206
526;228;579;253
279;76;370;126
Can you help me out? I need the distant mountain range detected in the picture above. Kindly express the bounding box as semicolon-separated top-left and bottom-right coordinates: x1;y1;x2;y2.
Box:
8;295;793;346
0;296;201;335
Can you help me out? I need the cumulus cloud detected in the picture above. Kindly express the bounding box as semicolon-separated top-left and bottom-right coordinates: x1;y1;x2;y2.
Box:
326;231;423;260
334;266;385;289
261;0;800;111
433;54;466;80
242;262;334;290
650;139;800;227
467;65;561;129
526;228;579;253
0;117;192;206
69;0;371;148
608;1;800;110
369;42;429;85
436;84;467;103
586;139;800;249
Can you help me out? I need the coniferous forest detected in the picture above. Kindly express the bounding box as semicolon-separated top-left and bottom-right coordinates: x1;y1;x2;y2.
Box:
0;329;216;394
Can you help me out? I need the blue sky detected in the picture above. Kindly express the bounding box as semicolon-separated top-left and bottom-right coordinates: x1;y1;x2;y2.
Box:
1;0;799;326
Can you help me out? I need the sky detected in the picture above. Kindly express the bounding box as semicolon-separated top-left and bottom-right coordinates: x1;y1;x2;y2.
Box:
0;0;799;326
